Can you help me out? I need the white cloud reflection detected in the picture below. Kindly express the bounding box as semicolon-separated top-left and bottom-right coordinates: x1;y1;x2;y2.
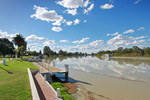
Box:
49;56;150;82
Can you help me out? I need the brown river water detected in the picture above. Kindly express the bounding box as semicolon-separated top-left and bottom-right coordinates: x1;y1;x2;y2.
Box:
45;56;150;100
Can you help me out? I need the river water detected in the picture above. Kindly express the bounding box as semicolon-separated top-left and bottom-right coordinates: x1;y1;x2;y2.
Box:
46;56;150;100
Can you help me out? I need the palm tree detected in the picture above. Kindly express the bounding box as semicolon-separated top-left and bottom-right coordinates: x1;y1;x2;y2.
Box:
12;34;27;58
12;34;26;47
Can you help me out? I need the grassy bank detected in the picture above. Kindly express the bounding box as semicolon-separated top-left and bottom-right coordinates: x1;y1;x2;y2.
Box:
51;82;74;100
0;60;38;100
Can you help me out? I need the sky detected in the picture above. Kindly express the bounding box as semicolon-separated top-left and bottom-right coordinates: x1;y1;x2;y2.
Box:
0;0;150;53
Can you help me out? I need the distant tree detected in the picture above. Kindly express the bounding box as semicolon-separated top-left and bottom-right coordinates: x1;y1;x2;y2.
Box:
43;46;54;57
117;47;123;54
39;50;42;55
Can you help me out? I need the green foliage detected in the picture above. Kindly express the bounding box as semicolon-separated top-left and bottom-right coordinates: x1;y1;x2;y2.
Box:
43;46;54;57
51;82;74;100
12;34;27;57
97;46;150;57
0;38;15;57
12;34;26;48
0;60;38;100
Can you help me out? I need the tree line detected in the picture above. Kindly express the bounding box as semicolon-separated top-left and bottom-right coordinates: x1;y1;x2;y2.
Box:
43;46;89;57
97;46;150;57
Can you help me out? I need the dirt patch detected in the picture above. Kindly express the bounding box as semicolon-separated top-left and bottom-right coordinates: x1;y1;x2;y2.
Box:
63;82;77;93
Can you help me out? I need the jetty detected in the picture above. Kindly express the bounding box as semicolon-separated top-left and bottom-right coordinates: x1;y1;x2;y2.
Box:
33;62;69;82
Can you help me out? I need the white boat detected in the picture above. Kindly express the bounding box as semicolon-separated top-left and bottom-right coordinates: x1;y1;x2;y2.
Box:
101;54;112;60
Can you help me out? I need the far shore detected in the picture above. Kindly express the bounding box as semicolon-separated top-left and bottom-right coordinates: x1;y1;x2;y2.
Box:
112;56;150;60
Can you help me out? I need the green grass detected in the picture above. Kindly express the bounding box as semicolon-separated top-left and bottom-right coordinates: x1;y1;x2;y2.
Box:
51;82;74;100
0;60;38;100
0;57;9;61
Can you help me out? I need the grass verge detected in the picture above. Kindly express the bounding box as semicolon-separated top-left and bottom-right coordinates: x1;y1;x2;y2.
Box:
0;60;38;100
51;82;74;100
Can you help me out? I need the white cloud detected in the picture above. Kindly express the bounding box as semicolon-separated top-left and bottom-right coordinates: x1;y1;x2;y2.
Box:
84;0;90;7
107;34;134;45
66;21;73;26
111;32;118;36
123;29;135;34
43;40;55;46
107;34;146;46
51;27;63;32
60;40;70;43
52;21;61;26
56;0;84;8
0;29;18;41
125;40;145;46
83;3;94;15
100;4;114;9
64;9;77;15
74;19;80;25
72;37;89;44
26;34;47;41
134;0;142;4
31;5;63;26
107;33;110;36
27;43;39;48
62;19;66;23
26;34;55;46
84;20;87;23
138;27;145;31
134;36;146;40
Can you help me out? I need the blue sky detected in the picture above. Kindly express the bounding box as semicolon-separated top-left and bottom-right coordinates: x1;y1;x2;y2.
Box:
0;0;150;53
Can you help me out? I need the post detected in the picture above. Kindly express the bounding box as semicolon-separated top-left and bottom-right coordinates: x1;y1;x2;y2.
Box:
3;59;6;65
57;88;60;98
44;75;46;81
53;62;55;66
65;64;69;82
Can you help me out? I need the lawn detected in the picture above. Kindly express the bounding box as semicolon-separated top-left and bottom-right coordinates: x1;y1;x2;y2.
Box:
0;57;9;61
0;60;38;100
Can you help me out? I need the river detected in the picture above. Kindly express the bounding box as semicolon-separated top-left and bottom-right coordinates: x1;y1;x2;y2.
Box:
46;56;150;100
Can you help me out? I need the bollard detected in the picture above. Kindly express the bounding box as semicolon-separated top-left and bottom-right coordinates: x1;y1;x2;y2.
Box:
3;59;6;65
65;64;69;82
57;88;60;98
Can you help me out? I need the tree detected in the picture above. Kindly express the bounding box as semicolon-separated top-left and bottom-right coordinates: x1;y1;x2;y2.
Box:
43;46;54;57
0;38;15;57
39;50;42;55
17;46;26;59
12;34;27;57
117;47;123;54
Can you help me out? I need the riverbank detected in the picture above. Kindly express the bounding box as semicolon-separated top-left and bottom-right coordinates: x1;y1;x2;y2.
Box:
0;60;38;99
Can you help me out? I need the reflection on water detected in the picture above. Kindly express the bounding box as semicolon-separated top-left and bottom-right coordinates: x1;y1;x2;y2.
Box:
45;56;150;83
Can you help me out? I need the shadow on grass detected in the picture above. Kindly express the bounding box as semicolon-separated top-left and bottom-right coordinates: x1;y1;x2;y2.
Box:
0;67;13;74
